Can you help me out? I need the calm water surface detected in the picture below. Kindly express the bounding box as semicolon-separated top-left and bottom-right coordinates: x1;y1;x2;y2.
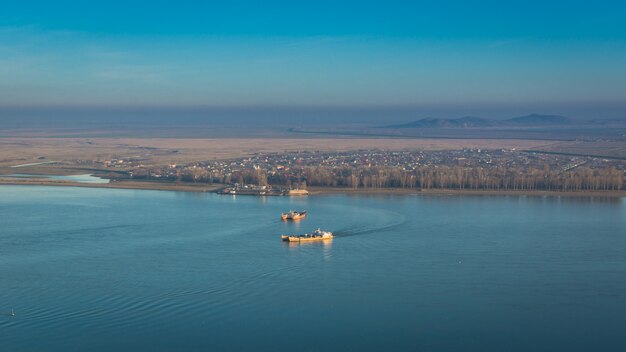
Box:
1;186;625;351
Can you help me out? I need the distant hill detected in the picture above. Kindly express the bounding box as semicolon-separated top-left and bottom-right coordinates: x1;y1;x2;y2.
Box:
383;116;499;129
381;113;576;129
506;114;573;126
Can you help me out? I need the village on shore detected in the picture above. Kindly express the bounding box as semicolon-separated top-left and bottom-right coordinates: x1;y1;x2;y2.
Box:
70;148;626;194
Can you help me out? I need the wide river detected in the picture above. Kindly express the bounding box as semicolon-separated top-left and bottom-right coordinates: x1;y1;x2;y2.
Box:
1;186;625;351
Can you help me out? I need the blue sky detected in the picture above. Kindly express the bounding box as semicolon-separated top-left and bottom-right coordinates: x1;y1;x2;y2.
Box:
1;1;626;116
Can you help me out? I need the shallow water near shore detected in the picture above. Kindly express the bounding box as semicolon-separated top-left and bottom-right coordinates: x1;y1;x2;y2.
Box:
0;173;109;184
1;185;625;351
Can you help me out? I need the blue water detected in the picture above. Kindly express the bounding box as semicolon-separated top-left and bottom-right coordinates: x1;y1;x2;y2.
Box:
1;186;625;351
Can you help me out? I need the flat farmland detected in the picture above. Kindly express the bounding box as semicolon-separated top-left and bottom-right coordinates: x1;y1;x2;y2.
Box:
530;140;626;159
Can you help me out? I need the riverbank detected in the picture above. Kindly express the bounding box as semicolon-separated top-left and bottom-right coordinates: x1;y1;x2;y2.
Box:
1;178;625;197
307;186;626;197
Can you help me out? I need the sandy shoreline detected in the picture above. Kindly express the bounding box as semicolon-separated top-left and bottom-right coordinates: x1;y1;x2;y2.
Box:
1;178;625;197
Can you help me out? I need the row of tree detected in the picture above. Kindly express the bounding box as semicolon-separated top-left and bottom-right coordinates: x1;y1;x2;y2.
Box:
132;164;624;192
295;165;624;191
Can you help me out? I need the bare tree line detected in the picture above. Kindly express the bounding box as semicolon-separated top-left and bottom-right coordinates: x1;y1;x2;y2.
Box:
296;165;623;191
133;164;624;192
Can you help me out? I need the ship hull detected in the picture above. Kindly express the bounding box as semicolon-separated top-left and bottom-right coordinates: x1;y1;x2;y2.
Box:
281;211;307;221
281;229;333;242
282;236;333;242
287;236;333;242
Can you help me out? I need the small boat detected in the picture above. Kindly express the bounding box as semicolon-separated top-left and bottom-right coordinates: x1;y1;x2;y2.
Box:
281;228;333;242
281;210;307;221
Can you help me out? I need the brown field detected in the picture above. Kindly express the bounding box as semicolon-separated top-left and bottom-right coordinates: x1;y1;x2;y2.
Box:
0;137;558;169
530;140;626;159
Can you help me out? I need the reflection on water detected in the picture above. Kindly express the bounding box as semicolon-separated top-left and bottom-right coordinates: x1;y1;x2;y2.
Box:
283;238;333;263
283;218;303;232
554;195;624;205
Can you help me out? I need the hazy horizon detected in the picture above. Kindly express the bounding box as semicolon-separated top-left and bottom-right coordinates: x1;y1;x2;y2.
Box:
2;102;626;125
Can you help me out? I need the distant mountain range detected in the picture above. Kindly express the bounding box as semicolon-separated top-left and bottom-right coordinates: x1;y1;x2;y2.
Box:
382;114;579;129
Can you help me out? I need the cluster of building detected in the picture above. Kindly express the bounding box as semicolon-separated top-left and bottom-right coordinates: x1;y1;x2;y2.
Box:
112;148;624;192
196;149;621;174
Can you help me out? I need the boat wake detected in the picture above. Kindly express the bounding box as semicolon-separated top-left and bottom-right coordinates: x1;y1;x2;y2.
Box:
333;213;406;238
